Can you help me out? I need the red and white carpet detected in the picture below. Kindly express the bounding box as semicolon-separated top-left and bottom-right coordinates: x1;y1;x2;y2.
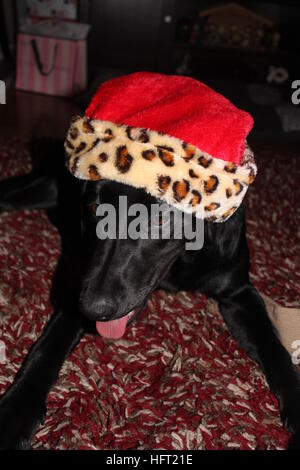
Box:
0;138;299;449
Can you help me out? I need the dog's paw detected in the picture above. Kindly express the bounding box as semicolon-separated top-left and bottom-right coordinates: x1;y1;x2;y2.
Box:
0;392;46;449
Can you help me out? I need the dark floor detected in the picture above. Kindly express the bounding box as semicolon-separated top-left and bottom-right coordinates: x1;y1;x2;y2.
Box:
0;89;79;141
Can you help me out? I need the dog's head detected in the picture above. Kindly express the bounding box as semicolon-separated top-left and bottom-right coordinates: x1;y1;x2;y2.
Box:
66;73;256;339
78;180;190;339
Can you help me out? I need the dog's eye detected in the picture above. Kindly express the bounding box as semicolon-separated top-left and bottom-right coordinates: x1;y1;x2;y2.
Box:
150;204;171;228
90;203;98;215
151;213;164;226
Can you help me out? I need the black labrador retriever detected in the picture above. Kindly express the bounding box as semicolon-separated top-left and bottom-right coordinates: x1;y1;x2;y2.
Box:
0;138;299;450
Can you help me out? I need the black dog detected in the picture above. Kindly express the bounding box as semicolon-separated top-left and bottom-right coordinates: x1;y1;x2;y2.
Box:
0;139;299;450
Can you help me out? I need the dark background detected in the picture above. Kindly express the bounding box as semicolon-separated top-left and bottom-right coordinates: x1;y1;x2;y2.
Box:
0;0;300;142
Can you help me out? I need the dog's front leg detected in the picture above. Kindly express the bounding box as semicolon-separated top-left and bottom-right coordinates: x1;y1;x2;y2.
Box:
0;309;84;449
218;283;300;449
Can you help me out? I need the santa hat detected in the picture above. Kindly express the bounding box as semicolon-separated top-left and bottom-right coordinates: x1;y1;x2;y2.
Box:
65;72;256;222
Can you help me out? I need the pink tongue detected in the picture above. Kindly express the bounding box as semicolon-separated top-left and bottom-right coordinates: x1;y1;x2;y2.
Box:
96;313;131;339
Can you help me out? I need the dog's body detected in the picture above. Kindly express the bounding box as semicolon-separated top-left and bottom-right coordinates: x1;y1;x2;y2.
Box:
0;139;300;449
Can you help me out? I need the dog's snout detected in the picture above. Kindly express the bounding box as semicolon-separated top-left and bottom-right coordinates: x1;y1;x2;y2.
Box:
79;290;117;321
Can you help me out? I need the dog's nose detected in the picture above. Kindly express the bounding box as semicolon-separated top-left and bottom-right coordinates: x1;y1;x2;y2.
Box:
98;314;108;321
79;294;117;321
93;298;116;318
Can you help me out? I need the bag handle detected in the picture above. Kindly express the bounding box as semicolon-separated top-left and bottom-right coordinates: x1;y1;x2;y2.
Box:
31;39;58;76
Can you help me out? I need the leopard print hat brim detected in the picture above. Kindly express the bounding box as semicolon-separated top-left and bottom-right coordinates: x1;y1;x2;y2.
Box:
65;116;257;223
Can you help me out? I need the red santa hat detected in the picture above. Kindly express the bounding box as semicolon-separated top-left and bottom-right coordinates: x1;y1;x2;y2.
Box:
65;72;256;222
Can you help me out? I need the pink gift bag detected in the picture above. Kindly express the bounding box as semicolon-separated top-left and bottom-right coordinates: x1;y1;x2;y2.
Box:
16;33;87;96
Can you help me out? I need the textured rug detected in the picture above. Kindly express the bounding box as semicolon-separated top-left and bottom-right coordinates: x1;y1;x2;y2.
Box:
0;138;299;450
